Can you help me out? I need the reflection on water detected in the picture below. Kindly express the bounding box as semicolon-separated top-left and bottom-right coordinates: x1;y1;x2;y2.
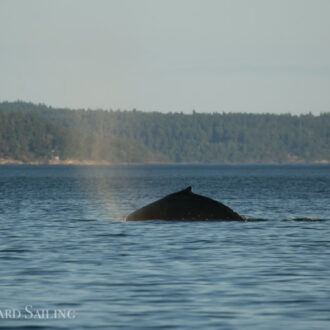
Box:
0;164;330;329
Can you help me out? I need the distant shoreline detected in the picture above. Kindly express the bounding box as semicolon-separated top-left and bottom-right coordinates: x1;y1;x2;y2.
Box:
1;158;329;166
1;101;329;165
0;158;173;166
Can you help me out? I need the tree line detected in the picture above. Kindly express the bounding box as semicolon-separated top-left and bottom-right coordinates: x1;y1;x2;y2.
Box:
0;101;329;163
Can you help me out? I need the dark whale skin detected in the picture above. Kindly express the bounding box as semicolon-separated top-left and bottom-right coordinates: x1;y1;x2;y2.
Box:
125;186;244;221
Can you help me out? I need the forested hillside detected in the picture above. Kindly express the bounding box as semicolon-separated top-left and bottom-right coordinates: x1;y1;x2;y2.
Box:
0;101;329;163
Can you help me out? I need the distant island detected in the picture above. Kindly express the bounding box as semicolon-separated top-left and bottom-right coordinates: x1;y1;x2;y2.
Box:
0;101;329;165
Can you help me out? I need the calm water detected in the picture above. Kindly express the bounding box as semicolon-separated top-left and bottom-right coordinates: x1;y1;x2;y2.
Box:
0;164;330;329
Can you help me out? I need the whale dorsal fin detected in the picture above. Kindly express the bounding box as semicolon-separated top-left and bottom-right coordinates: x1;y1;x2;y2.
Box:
169;186;193;198
183;186;193;193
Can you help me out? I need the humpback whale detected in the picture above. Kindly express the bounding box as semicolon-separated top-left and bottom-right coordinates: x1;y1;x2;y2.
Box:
125;186;244;221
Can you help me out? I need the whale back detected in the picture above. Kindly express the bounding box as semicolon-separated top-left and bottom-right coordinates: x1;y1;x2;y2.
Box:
125;186;243;221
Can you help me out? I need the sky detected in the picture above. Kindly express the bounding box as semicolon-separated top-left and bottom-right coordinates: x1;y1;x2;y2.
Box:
1;0;330;114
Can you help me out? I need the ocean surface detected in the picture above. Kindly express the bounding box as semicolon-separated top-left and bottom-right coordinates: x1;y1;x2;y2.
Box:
0;164;330;329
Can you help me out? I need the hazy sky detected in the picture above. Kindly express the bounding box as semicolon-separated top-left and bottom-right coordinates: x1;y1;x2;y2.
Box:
1;0;330;114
